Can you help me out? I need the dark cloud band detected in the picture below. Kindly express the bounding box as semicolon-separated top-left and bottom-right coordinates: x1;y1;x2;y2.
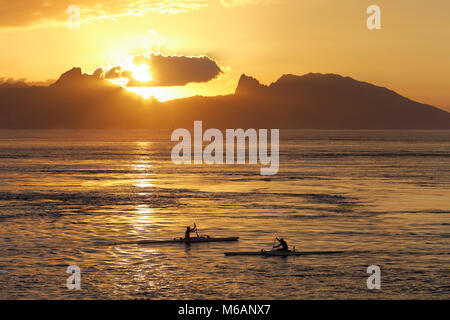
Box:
103;53;222;87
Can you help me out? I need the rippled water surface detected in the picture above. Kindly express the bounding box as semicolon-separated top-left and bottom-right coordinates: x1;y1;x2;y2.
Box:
0;130;449;299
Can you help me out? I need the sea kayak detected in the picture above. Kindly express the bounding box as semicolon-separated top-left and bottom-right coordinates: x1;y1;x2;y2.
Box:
224;250;343;256
107;236;239;246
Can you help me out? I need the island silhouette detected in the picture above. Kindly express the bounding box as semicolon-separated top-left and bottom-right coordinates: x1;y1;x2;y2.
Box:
0;67;449;129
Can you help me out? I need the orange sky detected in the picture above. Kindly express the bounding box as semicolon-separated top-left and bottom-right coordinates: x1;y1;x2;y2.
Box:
0;0;449;108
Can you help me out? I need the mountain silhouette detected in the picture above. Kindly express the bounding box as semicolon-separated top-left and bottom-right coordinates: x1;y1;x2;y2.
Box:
0;68;162;129
0;68;449;129
228;72;450;129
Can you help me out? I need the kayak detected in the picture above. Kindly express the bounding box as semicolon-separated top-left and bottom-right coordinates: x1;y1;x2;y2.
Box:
107;236;239;246
224;250;344;256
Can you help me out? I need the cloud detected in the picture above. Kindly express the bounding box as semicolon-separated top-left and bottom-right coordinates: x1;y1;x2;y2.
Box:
103;53;222;87
220;0;255;7
0;0;261;29
0;0;209;29
103;66;132;80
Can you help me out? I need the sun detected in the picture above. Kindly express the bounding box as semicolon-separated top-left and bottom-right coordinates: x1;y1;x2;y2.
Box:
129;64;152;82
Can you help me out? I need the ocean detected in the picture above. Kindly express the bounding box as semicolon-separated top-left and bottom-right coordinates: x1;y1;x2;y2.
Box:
0;129;448;299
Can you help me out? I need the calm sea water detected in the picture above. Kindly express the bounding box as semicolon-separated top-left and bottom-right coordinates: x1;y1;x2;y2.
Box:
0;130;448;299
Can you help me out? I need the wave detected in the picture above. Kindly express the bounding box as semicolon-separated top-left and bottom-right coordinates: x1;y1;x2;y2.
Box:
285;152;450;159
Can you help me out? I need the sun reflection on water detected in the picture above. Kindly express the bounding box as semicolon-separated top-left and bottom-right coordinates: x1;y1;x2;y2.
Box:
130;142;156;236
133;141;154;189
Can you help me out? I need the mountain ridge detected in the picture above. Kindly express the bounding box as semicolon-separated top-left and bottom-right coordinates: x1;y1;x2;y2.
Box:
0;68;449;129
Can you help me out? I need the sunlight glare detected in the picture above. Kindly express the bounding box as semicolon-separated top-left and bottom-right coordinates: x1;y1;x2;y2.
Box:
130;64;152;82
125;87;183;102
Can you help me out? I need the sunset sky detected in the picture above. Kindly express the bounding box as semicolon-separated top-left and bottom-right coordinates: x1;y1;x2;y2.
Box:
0;0;449;108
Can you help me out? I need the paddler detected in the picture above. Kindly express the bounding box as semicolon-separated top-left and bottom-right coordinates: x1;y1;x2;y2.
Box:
184;224;198;240
273;237;288;251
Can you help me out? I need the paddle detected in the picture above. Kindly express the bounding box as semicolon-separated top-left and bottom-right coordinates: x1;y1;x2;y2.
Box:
193;222;199;237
